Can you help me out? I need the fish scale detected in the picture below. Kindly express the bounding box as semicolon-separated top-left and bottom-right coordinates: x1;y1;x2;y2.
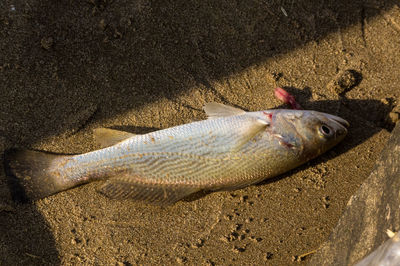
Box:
62;114;273;186
5;103;349;204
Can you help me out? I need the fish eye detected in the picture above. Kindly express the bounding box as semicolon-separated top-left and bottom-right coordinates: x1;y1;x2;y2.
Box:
319;124;333;137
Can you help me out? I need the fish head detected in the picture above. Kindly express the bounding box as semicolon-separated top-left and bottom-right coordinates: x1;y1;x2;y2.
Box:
273;110;349;159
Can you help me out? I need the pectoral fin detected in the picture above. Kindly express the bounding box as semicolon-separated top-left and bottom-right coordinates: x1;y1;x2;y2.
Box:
232;118;269;152
93;128;136;148
203;102;246;118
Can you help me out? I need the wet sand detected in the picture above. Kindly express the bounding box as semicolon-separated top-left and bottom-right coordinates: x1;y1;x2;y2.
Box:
1;0;400;265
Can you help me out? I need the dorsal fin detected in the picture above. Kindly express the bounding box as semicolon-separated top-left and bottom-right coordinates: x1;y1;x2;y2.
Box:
93;128;136;148
203;102;246;118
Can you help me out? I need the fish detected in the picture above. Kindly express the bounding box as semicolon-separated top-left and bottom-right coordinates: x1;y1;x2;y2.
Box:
5;102;349;205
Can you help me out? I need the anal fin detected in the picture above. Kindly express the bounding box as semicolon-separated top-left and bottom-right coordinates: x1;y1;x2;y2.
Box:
99;175;199;205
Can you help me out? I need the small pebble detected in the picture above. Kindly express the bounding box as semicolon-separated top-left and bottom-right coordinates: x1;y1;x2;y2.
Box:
204;259;215;266
239;195;248;203
322;196;330;208
245;217;253;223
232;224;242;231
224;214;233;220
40;37;53;50
71;237;82;245
99;19;107;30
265;252;274;260
250;236;263;242
388;111;400;124
232;246;246;253
292;255;305;262
272;72;283;81
382;101;400;129
191;238;204;248
176;256;187;264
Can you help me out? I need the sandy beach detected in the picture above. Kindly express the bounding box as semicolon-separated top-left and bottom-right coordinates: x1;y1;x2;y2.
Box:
1;0;400;265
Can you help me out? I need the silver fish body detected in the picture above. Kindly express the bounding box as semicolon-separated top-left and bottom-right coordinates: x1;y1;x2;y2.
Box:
6;103;349;204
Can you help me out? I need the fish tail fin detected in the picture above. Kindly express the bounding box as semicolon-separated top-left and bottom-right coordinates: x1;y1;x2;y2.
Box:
4;149;74;202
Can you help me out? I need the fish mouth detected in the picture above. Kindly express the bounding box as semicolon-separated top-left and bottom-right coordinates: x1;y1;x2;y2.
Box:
325;113;350;132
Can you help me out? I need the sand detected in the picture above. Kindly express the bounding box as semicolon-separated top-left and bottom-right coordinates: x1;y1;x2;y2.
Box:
1;0;400;265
